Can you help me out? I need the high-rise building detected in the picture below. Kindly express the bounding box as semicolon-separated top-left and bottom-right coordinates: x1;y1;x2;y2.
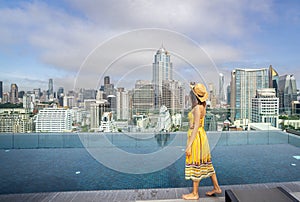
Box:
251;88;279;128
48;79;53;99
116;87;129;120
218;73;225;103
0;108;34;133
57;87;64;107
208;83;217;108
104;76;110;85
81;89;96;100
63;96;76;108
0;81;3;102
268;65;279;93
3;93;9;103
152;46;173;108
35;106;72;132
132;80;155;115
23;94;35;113
103;76;116;111
162;80;185;115
226;84;231;106
10;83;19;104
292;101;300;115
33;88;41;99
90;100;109;130
230;68;269;124
278;74;297;114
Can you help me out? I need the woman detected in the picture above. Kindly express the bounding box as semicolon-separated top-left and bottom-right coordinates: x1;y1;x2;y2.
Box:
182;83;222;200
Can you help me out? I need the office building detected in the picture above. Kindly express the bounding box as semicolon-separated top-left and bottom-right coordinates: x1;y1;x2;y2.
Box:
230;68;269;127
268;65;279;95
132;80;155;115
48;79;54;99
103;76;116;111
278;74;297;114
251;88;279;128
226;85;231;106
35;106;72;132
116;87;129;120
2;93;9;103
0;81;3;102
10;83;19;104
90;100;110;130
81;89;96;100
152;46;173;108
63;96;77;108
23;94;35;113
208;83;217;108
162;80;184;115
0;108;34;133
219;73;225;103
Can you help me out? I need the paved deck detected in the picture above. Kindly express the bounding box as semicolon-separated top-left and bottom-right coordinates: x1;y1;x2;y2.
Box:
0;181;299;202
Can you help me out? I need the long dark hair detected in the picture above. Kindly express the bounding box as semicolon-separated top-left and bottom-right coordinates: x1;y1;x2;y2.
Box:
190;90;206;109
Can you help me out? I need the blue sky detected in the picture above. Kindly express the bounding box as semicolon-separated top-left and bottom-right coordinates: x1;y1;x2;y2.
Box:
0;0;300;92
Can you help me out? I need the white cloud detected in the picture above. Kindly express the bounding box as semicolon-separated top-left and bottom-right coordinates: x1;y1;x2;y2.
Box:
0;0;280;91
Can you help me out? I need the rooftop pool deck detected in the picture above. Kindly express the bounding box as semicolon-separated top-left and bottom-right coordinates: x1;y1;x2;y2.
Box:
0;182;300;201
0;131;300;201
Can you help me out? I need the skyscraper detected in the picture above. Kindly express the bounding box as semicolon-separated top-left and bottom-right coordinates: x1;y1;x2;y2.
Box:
208;83;217;108
103;76;116;111
218;73;225;103
268;65;279;96
132;80;155;114
162;80;184;115
90;100;109;130
0;81;3;102
230;68;269;125
278;74;297;114
152;46;173;108
251;88;279;128
10;83;18;104
48;79;53;99
116;87;129;120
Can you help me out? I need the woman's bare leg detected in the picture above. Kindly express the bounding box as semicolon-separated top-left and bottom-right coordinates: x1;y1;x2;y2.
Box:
182;180;200;200
206;173;222;196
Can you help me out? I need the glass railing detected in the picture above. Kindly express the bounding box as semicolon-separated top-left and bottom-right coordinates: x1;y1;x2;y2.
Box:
1;130;299;149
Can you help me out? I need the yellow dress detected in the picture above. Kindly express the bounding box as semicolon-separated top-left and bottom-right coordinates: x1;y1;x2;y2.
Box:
185;111;215;181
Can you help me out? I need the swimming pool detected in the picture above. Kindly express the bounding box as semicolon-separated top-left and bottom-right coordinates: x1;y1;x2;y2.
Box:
0;131;299;194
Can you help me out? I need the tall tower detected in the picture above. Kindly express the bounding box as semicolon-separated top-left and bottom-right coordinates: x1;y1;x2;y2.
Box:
268;65;279;96
103;76;116;112
152;46;173;109
104;76;110;85
48;78;54;99
278;74;297;114
116;87;129;120
0;81;3;102
230;68;269;124
218;73;225;103
10;83;18;104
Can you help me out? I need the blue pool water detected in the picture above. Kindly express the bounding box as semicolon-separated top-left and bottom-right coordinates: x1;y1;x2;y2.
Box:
0;132;300;194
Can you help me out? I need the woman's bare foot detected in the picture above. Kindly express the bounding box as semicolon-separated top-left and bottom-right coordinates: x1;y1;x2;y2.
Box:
182;192;199;200
205;188;222;196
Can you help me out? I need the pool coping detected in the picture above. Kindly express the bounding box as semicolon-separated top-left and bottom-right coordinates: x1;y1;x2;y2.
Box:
0;181;299;202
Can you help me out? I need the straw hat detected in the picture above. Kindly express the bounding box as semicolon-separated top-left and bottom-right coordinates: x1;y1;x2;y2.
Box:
190;83;208;102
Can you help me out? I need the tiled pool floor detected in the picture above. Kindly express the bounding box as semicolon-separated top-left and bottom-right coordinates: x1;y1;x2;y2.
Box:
0;181;299;202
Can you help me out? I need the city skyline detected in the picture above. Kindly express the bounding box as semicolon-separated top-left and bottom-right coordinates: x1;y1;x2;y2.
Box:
1;1;300;92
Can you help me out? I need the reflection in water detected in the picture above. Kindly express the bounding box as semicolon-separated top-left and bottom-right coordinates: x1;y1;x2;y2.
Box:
155;133;171;147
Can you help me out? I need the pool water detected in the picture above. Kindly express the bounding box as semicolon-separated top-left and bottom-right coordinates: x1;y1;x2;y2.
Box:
0;132;299;194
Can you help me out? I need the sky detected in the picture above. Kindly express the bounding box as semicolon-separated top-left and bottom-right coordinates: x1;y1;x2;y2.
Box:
0;0;300;93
